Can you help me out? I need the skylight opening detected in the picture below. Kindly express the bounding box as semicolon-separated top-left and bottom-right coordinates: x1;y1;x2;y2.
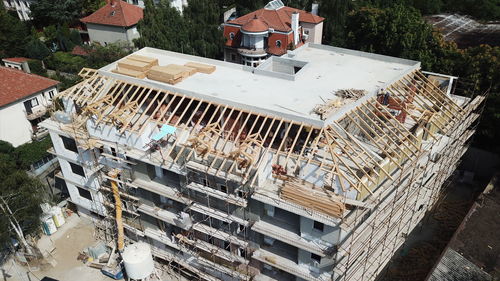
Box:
264;0;284;10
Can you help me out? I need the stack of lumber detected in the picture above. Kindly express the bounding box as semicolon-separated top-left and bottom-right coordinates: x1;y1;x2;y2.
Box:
184;62;216;74
280;179;346;218
112;56;157;78
147;64;196;85
128;54;158;67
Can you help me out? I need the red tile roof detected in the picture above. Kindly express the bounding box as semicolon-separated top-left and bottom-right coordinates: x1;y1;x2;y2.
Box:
81;0;143;27
0;67;59;108
3;57;29;63
71;45;90;56
242;16;269;33
228;6;324;32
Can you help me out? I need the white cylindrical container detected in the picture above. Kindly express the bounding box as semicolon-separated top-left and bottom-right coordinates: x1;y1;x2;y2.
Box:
122;242;154;280
41;214;57;235
51;206;66;227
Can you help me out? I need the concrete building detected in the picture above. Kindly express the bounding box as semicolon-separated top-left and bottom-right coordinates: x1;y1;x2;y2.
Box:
80;0;143;47
223;0;324;67
2;0;33;21
42;43;485;281
0;66;58;147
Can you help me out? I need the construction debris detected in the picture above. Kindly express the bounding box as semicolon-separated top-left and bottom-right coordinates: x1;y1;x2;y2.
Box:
313;89;367;120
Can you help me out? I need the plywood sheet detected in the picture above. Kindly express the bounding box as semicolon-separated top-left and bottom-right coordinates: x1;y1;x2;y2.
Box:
117;59;151;72
112;67;146;78
148;65;184;80
184;62;216;74
127;55;159;67
166;64;197;77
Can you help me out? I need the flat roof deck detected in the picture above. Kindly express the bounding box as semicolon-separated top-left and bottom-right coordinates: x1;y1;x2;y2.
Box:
99;43;420;127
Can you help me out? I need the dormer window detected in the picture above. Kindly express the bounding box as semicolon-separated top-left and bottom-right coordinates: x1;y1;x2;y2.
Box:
229;32;235;40
276;40;282;48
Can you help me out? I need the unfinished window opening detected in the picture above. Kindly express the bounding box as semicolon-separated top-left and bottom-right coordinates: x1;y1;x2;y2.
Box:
61;135;78;153
69;162;85;177
313;221;324;232
110;147;117;157
311;253;321;264
77;187;92;200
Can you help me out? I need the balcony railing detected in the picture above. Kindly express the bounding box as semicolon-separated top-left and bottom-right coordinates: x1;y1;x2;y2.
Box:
237;47;267;56
25;107;47;120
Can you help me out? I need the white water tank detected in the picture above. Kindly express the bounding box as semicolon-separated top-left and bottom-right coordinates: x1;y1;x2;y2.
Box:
122;242;154;280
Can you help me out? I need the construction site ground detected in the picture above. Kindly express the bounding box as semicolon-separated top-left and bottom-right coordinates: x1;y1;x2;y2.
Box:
1;214;111;281
378;171;495;281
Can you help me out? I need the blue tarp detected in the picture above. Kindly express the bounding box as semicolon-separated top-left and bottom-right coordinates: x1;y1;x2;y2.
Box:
151;124;176;141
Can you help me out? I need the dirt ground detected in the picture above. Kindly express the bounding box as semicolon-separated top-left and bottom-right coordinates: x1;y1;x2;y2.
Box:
379;175;489;281
1;214;112;281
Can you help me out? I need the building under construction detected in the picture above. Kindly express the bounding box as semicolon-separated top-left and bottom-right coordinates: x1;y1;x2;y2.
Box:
42;43;486;281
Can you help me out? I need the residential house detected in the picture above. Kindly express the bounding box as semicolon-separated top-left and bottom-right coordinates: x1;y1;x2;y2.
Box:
223;0;324;67
0;66;59;147
2;57;31;72
80;0;143;47
2;0;33;21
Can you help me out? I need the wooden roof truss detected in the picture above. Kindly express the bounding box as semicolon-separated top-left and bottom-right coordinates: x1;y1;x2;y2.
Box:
55;69;464;202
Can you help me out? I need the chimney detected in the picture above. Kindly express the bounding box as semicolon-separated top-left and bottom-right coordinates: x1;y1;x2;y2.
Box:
311;3;319;15
291;12;299;46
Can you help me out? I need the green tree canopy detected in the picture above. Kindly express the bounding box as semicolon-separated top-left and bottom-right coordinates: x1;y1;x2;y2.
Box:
30;0;83;27
0;141;44;249
135;0;224;59
0;2;29;58
26;37;51;60
345;5;448;70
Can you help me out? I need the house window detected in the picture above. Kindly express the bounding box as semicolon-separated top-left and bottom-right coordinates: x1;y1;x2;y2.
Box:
77;187;92;200
48;90;55;99
219;184;227;194
30;97;39;107
313;221;324;232
276;40;282;48
61;135;78;152
311;253;321;264
229;32;235;40
69;162;85;177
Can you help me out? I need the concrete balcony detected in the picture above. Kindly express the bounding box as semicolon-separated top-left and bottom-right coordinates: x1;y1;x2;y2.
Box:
177;233;248;264
138;203;192;230
252;249;330;281
188;203;249;227
186;182;247;207
192;222;248;248
237;47;267;57
252;220;329;257
132;178;192;205
143;227;180;250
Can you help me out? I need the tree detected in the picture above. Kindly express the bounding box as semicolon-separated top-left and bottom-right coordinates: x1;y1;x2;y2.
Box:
26;37;51;60
0;2;29;58
318;0;353;46
135;0;190;54
30;0;83;27
84;43;131;69
81;0;106;15
0;141;44;253
183;0;225;58
235;0;264;16
345;5;446;69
